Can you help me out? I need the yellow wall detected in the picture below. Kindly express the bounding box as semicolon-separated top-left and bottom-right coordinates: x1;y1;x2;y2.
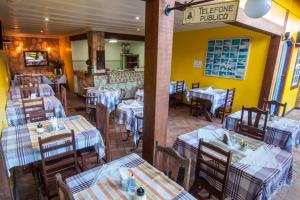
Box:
59;36;74;91
279;13;300;111
171;26;270;112
0;50;10;133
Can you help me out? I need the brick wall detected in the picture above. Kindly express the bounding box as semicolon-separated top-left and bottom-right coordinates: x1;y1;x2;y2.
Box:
5;36;60;76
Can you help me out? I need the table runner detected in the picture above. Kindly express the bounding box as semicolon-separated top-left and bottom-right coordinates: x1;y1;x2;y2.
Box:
1;115;105;175
118;100;143;144
186;88;227;113
6;96;66;127
224;110;300;152
87;87;120;113
9;84;55;100
173;125;293;200
67;153;196;200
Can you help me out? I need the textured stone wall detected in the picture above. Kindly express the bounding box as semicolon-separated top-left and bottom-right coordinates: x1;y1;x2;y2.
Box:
5;36;60;75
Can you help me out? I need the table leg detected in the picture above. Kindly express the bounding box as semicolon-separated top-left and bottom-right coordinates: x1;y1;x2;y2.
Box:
199;99;212;122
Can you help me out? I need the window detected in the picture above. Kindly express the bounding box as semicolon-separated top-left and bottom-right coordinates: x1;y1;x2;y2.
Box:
291;49;300;89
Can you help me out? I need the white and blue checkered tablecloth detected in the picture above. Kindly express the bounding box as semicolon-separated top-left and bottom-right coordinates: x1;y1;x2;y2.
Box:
1;115;105;176
87;87;120;113
9;84;55;100
117;100;143;144
6;96;66;127
66;153;196;199
174;125;293;200
224;110;300;152
186;88;227;113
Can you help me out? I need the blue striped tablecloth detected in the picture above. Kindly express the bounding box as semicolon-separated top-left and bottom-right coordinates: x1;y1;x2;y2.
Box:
1;115;105;176
9;84;55;100
224;110;300;152
6;96;66;127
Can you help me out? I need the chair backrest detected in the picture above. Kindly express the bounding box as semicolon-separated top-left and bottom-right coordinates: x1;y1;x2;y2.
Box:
22;98;49;122
56;173;74;200
238;106;268;141
20;84;40;99
192;82;200;89
28;109;56;123
38;131;79;182
96;104;111;162
61;85;67;112
223;88;235;112
20;75;41;85
263;99;287;117
176;81;185;93
154;141;191;190
195;139;232;200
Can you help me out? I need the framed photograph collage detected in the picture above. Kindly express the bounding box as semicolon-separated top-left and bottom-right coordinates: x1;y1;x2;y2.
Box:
204;38;250;80
291;49;300;89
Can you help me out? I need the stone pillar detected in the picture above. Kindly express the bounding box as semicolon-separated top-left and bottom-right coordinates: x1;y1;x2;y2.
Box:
87;31;105;73
143;0;175;163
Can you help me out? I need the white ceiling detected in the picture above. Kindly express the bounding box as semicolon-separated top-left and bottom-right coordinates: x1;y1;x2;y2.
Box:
0;0;227;36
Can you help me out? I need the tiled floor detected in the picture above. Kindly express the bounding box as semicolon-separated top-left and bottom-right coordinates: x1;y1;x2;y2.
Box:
13;92;300;200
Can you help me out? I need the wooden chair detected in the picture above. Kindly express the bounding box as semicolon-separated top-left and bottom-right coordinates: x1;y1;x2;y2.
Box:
216;88;235;123
20;75;41;85
38;131;79;199
55;173;74;200
170;81;185;108
190;82;201;115
131;113;143;151
22;98;54;122
189;139;232;200
154;141;191;190
263;99;287;117
236;106;268;141
20;84;40;99
60;85;67;114
83;89;98;121
96;104;111;162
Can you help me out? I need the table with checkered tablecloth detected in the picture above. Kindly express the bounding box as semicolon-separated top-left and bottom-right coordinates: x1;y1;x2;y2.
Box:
6;96;66;127
86;87;120;113
224;110;300;152
173;125;293;200
9;84;55;100
117;100;143;144
1;115;105;176
66;153;196;200
186;88;227;113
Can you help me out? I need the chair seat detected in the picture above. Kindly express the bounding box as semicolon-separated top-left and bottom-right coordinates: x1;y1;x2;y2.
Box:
77;146;97;157
190;177;223;199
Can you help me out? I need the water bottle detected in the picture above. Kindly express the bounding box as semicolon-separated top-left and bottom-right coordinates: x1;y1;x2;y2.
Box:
128;174;137;195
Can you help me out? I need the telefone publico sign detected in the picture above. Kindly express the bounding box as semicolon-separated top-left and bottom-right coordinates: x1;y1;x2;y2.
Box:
183;1;239;24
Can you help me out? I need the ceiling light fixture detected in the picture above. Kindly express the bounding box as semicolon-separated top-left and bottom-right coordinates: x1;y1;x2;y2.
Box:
109;39;118;43
135;16;140;20
137;28;141;31
40;30;44;33
244;0;272;18
45;17;49;21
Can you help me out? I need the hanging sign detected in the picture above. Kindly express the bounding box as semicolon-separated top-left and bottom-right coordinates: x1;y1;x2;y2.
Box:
183;1;239;24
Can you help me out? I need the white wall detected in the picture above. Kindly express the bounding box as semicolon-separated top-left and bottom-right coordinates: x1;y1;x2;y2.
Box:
105;41;145;70
71;39;89;71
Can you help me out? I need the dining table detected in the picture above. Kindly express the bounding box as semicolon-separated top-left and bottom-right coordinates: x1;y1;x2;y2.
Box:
6;96;66;127
173;125;293;200
9;84;55;100
117;99;143;144
224;110;300;152
1;115;105;176
186;87;227;121
86;87;120;113
13;74;67;85
66;153;196;200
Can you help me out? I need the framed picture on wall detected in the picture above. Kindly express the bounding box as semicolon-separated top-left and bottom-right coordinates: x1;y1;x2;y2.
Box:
204;38;250;80
291;49;300;89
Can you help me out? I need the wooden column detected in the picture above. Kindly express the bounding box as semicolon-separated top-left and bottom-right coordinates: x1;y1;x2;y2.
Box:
143;0;175;163
87;31;105;71
0;20;3;50
258;35;282;107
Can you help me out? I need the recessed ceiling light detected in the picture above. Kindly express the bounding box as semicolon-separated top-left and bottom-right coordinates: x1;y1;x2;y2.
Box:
135;16;140;20
45;17;49;21
109;39;118;43
40;30;44;33
137;28;141;31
